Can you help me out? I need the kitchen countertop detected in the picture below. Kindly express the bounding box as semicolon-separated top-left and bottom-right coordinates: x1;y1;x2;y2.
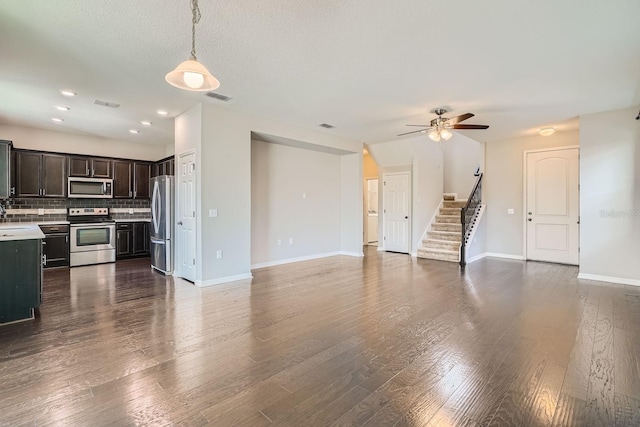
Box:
113;218;151;223
0;220;70;226
0;224;46;242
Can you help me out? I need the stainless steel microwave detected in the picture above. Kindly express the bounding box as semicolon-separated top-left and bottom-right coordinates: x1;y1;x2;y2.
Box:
68;177;113;198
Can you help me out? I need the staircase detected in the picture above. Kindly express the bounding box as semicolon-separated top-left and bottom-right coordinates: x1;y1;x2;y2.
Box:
417;195;464;262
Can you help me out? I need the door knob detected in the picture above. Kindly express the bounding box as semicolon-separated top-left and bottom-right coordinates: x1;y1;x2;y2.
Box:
177;221;183;225
404;216;409;219
528;218;532;222
528;212;532;215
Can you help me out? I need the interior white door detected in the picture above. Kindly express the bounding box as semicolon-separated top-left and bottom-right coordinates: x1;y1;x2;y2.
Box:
526;148;579;265
177;151;197;282
383;172;410;253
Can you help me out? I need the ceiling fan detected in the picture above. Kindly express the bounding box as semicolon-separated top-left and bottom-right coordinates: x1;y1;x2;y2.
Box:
398;108;489;141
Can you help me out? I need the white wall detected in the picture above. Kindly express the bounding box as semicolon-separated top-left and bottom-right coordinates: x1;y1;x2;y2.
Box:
443;134;484;198
579;106;640;284
176;103;363;285
484;130;579;256
411;138;444;253
251;140;342;265
0;123;167;160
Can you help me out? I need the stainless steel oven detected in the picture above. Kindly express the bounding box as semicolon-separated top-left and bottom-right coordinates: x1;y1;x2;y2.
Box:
68;208;116;267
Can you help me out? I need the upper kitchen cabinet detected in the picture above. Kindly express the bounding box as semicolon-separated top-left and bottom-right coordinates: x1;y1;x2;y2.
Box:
152;157;175;178
113;160;132;198
0;140;11;199
133;162;151;199
15;151;66;198
68;156;111;178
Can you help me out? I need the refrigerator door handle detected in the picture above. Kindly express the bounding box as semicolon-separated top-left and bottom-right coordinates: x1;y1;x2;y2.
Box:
151;238;166;245
151;180;161;235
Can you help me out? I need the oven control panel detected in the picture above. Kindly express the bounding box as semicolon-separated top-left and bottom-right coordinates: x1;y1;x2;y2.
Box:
68;208;109;216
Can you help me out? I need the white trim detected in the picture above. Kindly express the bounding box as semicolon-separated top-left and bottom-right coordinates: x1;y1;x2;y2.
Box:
175;149;197;282
382;171;412;254
522;146;580;261
195;273;253;287
466;252;488;263
251;251;363;270
485;252;525;260
577;273;640;287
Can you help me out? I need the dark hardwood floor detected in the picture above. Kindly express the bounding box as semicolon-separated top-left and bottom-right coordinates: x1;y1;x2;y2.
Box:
1;247;640;426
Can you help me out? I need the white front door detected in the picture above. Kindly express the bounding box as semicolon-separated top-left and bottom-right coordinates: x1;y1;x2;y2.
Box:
526;148;579;265
177;151;197;282
383;172;410;253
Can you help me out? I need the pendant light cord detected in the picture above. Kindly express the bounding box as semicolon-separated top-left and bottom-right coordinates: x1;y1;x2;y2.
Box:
190;0;201;60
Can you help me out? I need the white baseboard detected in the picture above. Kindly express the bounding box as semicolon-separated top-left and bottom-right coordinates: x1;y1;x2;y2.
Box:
485;252;525;261
251;251;362;270
195;273;253;287
466;252;488;263
577;273;640;287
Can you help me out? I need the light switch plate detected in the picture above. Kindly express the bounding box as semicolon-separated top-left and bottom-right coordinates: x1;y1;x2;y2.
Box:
209;209;218;218
507;209;515;215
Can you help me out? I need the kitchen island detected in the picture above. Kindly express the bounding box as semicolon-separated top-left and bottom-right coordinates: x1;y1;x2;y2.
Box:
0;224;44;324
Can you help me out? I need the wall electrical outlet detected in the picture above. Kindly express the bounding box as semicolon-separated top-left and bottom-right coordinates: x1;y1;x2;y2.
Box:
128;208;134;214
507;208;515;215
38;208;45;216
302;193;307;199
209;208;218;218
289;238;294;244
216;250;223;259
277;239;282;246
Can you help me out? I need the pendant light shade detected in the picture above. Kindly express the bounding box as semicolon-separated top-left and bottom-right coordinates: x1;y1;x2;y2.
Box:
165;59;220;91
165;0;220;92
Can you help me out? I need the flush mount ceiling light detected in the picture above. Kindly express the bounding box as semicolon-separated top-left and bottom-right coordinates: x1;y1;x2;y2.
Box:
54;105;70;111
51;117;64;123
157;110;168;116
539;127;556;136
129;129;140;134
141;121;152;126
165;0;220;92
59;89;76;97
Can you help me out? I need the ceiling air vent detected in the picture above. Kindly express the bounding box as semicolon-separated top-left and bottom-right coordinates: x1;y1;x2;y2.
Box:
319;123;335;129
205;92;232;102
93;99;120;108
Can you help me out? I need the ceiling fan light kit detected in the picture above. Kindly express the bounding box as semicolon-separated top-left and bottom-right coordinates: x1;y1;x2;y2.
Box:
398;108;489;140
166;0;220;92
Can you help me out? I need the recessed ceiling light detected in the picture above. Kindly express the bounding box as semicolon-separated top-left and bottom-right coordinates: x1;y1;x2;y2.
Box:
51;117;64;123
129;129;140;134
140;121;152;126
54;105;70;111
157;110;168;116
539;127;556;137
60;89;76;97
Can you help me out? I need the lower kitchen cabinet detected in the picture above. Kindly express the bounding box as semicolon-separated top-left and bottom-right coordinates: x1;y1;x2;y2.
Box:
39;224;70;268
116;222;150;259
0;238;42;324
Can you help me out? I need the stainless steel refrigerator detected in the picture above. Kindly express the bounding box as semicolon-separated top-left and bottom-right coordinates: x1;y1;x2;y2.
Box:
150;175;173;274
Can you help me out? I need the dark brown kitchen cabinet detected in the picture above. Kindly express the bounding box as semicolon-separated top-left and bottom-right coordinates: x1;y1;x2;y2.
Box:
68;156;111;178
116;222;149;259
39;224;70;268
113;160;132;198
15;151;66;198
152;157;175;177
133;162;151;199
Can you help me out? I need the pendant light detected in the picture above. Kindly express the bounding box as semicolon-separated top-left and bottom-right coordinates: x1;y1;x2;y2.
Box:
166;0;220;91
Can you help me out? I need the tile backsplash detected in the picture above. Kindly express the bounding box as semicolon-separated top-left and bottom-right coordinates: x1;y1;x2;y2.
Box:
0;198;150;222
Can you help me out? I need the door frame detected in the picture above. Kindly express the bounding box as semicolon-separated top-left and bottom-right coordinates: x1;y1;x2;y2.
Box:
382;171;412;253
175;149;197;281
364;177;379;245
522;145;580;262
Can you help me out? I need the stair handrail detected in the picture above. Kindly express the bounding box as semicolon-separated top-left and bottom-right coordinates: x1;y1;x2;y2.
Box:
460;172;483;267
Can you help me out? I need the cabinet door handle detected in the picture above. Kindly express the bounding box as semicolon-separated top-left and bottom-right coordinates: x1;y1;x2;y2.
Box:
86;166;89;175
42;254;47;266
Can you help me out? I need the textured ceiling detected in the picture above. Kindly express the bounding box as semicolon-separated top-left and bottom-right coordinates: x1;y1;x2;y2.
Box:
0;0;638;147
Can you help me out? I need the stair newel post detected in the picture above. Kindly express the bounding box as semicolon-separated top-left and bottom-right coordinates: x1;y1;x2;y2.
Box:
460;206;467;267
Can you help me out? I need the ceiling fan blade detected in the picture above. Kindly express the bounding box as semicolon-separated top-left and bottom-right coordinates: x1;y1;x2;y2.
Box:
452;124;489;130
398;129;429;136
445;113;475;125
405;124;432;127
